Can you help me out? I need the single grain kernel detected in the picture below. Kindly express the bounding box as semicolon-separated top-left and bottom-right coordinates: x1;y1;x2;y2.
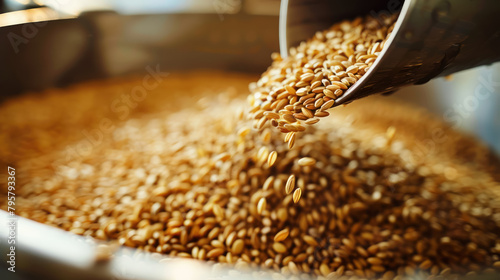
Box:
257;198;267;215
286;175;296;194
293;188;302;203
267;151;278;167
272;242;288;254
207;248;225;259
303;235;318;246
298;157;316;166
231;239;245;255
274;229;290;242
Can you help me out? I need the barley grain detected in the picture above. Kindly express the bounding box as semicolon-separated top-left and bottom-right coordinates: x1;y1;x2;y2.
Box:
272;242;288;254
303;235;318;247
264;112;280;120
286;175;296;195
232;239;245;255
298;157;316;166
207;248;225;259
301;107;313;119
320;100;335;111
257;198;267;215
282;114;297;123
268;151;278;167
274;229;290;242
292;188;302;203
304;118;320;125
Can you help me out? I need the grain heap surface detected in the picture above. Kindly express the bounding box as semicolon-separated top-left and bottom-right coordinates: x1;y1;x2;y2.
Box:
1;72;500;280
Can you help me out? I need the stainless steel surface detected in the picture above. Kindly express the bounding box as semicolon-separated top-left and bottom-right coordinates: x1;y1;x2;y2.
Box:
0;211;277;280
280;0;500;106
0;11;279;98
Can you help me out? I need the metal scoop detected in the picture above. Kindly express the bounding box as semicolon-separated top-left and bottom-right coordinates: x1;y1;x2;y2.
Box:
280;0;500;106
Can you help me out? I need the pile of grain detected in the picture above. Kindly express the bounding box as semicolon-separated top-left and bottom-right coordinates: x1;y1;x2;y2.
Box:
248;13;398;145
1;72;500;280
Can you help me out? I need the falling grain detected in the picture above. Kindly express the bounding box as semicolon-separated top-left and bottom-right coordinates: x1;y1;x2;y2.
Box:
267;151;278;167
286;175;296;195
298;157;316;166
292;188;302;203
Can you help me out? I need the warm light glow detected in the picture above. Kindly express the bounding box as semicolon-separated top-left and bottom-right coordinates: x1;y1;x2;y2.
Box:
0;7;75;27
38;0;113;16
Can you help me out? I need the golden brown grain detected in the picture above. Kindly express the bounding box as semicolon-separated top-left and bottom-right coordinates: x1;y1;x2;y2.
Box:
207;248;225;258
292;188;302;203
319;263;331;276
213;204;224;219
284;132;294;143
320;100;335;111
231;239;245;255
272;242;287;254
264;112;280;120
247;13;400;146
263;176;274;190
287;132;296;149
297;157;316;166
3;62;500;280
285;175;295;195
267;151;278;167
386;126;396;145
302;235;318;247
273;229;289;242
304;118;320;125
257;198;267;215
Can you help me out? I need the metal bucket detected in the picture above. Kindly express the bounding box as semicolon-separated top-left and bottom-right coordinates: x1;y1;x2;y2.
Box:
280;0;500;106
